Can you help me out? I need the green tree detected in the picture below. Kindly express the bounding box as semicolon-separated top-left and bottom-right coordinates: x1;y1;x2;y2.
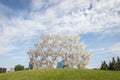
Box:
14;64;24;71
101;57;120;71
108;61;112;70
25;67;29;70
108;57;116;70
108;57;119;71
112;57;116;70
0;68;6;73
116;57;120;71
100;61;108;70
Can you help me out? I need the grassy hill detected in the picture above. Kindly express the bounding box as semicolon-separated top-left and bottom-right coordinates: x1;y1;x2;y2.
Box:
0;69;120;80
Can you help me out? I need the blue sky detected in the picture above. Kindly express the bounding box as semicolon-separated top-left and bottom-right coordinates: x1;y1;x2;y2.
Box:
0;0;120;70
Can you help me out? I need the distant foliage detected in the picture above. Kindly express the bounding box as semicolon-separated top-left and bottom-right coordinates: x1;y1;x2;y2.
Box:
25;67;29;70
0;67;6;73
100;57;120;71
100;61;108;70
14;64;24;71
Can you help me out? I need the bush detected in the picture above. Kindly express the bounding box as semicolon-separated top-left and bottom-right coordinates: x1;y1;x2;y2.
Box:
0;67;6;73
14;64;24;71
25;68;29;70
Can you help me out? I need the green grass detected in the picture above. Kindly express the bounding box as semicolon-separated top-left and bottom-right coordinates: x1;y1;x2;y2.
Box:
0;69;120;80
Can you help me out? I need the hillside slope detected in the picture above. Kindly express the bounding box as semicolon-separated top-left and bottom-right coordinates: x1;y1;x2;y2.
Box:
0;69;120;80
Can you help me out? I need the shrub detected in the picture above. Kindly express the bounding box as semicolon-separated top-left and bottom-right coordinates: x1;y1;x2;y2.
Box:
14;64;24;71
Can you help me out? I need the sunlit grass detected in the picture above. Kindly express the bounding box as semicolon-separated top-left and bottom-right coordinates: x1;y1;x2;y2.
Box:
0;68;120;80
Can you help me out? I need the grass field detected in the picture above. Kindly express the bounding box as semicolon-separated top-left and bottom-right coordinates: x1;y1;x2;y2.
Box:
0;69;120;80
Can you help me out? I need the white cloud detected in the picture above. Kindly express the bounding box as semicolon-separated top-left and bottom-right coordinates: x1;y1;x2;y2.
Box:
31;0;44;10
0;45;17;54
31;0;61;10
0;0;120;54
0;2;13;15
94;42;120;55
0;11;47;54
30;0;120;34
108;43;120;55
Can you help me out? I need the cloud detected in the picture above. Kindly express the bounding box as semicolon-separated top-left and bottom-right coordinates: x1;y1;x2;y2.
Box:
0;19;46;54
0;9;47;54
0;2;13;15
107;43;120;55
0;44;17;54
94;42;120;55
31;0;61;10
30;0;120;34
0;0;120;54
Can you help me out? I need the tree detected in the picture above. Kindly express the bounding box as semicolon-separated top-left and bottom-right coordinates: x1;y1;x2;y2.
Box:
14;64;24;71
108;61;112;70
0;68;6;73
116;57;120;71
100;61;108;70
112;57;116;70
25;67;29;70
101;57;120;71
108;57;117;70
